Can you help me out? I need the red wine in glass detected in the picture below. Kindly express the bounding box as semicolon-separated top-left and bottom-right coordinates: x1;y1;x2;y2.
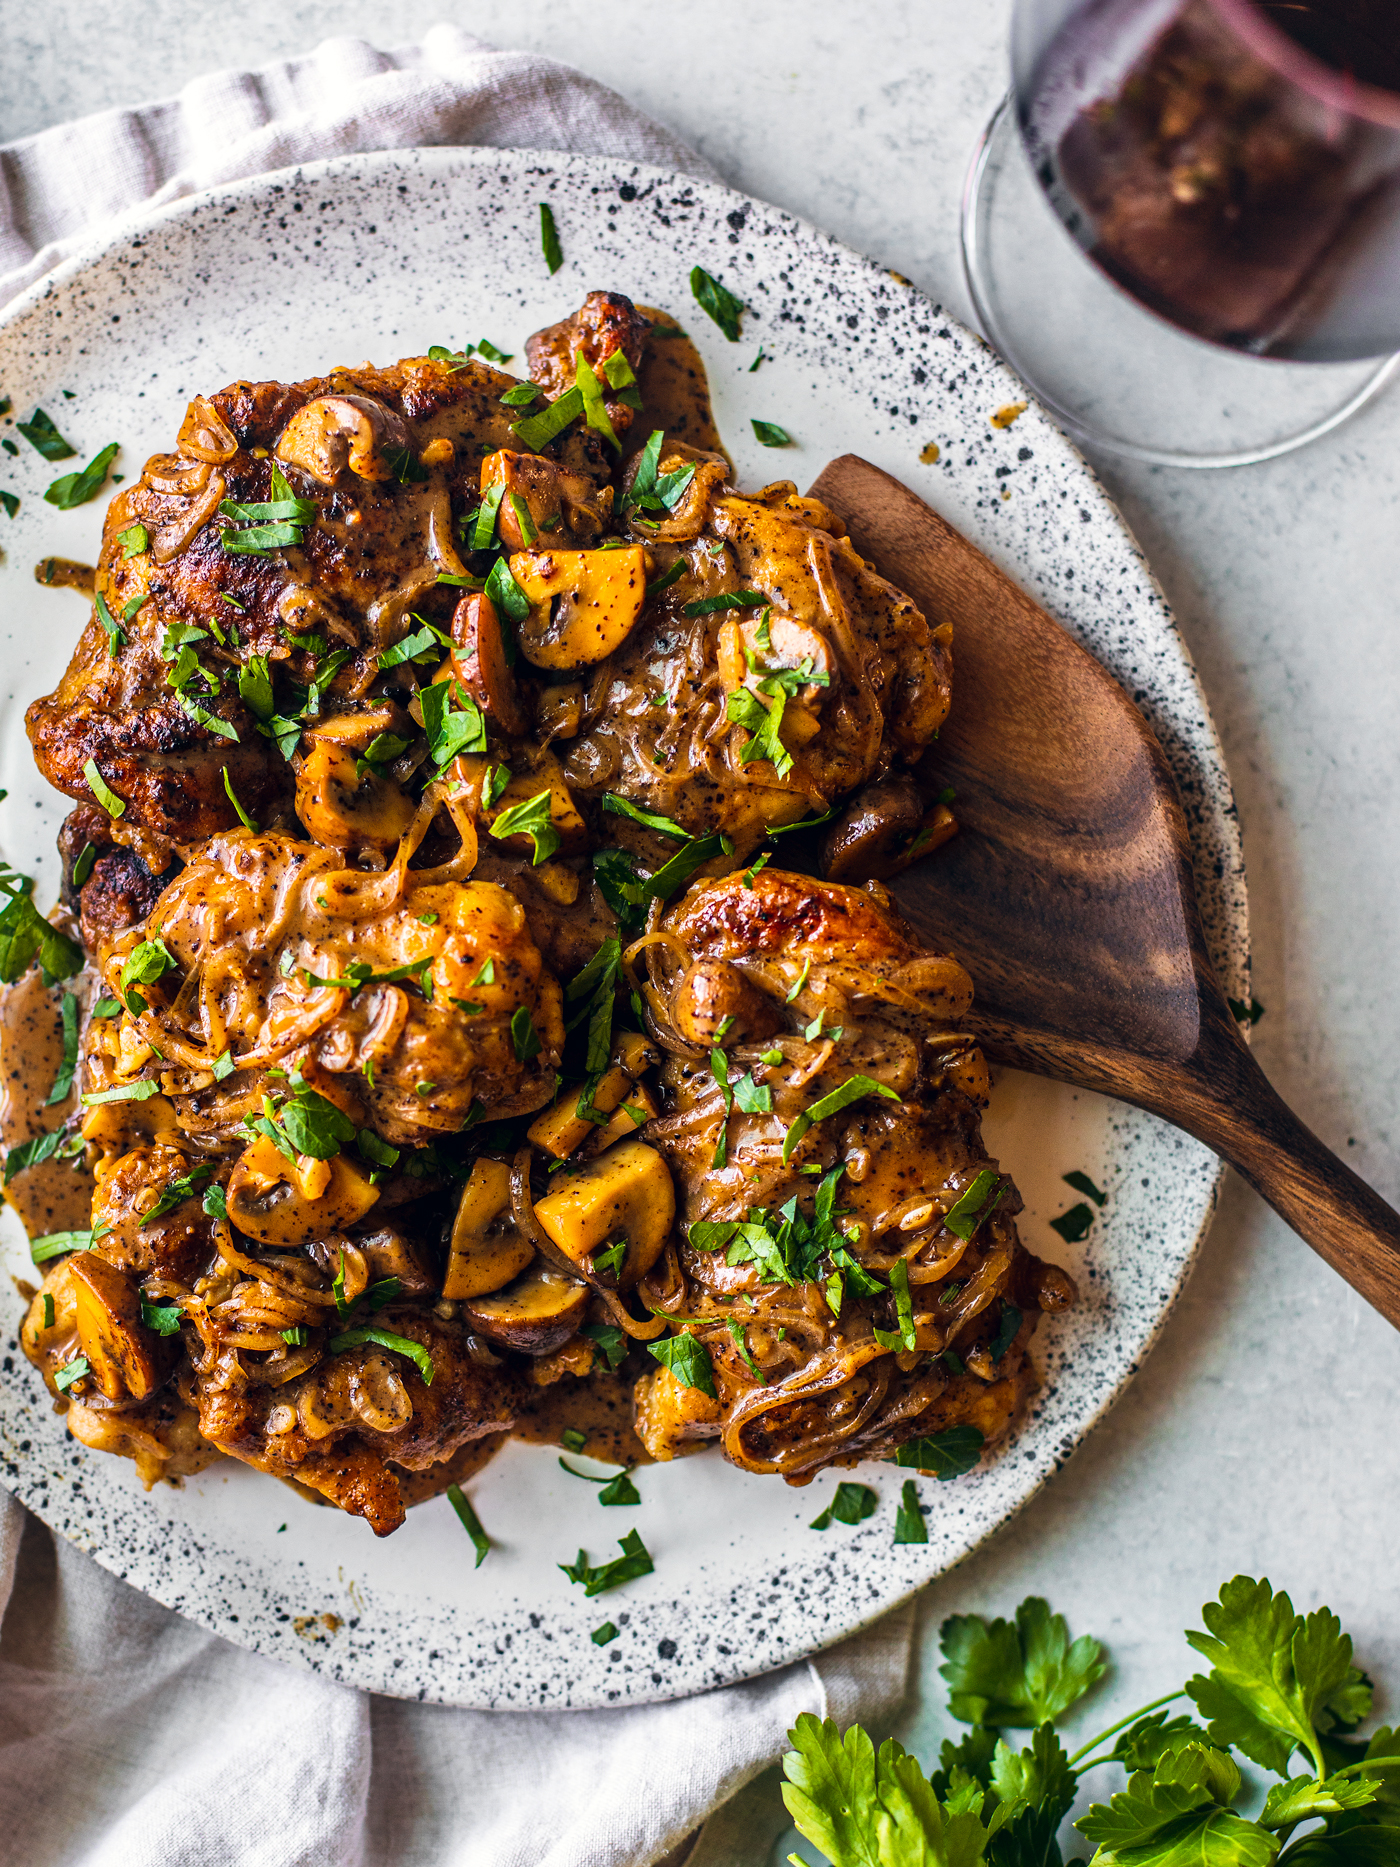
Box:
1019;0;1400;359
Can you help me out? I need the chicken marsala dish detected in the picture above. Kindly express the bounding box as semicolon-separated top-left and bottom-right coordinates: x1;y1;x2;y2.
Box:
2;289;1074;1537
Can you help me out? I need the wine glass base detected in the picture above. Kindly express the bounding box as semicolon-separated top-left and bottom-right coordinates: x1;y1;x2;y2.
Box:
960;95;1400;470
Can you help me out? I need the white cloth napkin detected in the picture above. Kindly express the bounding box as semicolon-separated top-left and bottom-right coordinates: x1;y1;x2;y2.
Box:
0;29;913;1867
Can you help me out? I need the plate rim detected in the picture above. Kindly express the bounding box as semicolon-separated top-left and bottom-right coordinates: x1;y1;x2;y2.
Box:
0;142;1248;1708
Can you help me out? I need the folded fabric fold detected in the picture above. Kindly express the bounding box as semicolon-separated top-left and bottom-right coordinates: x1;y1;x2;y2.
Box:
0;25;718;311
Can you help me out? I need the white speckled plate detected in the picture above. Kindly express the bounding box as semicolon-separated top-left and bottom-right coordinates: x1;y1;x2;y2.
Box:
0;149;1248;1709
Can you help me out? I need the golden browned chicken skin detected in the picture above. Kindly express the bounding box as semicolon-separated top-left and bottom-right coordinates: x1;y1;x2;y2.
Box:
8;288;1073;1537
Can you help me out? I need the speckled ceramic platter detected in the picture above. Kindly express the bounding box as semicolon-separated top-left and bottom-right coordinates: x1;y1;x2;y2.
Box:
0;149;1249;1709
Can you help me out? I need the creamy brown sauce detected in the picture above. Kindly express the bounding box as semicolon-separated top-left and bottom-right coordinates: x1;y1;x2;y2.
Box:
0;967;94;1238
629;308;729;465
33;556;95;594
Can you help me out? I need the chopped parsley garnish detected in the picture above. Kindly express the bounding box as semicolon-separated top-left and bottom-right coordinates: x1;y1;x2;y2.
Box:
782;1074;900;1165
508;492;538;544
490;789;561;866
83;758;126;818
600;793;690;841
244;1071;356;1161
328;1324;434;1385
384;444;429;484
0;866;84;985
44;993;80;1107
82;1080;160;1107
0;491;17;519
644;830;733;902
446;1483;491;1566
119;523;148;557
988;1300;1023;1363
500;381;540;408
726;1317;766;1383
810;1482;877;1530
202;1183;228;1222
483;552;531;627
378;623;443;669
893;1479;928;1545
749;348;766;371
141;1296;183;1335
29;1228;93;1262
17;408;75;461
92;592;127;657
944;1168;1006;1240
219;464;315;555
690;266;745;341
646;557;687;598
581;1321;627;1370
212;1050;235;1081
1228;995;1266;1026
539;202;563;274
511;1005;541;1062
6;1131;71;1188
1049;1203;1096;1243
222;769;259;832
593;1238;628;1278
71;843;97;888
1063;1170;1107;1206
765;807;835;840
558;1458;641;1506
54;1356;90;1393
45;442;119;509
727;656;831;781
559;1529;655;1597
886;1424;985;1479
872;1256;916;1353
623;430;697;516
646;1330;716;1397
118;935;177;1014
591;1621;619;1646
681;591;767;616
421;678;488;767
561;1427;588;1454
143;1161;214;1221
750;419;792;448
510;386;585;453
575;356;619;451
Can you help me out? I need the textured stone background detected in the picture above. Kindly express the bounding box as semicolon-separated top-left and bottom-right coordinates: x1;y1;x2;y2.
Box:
7;1;1400;1854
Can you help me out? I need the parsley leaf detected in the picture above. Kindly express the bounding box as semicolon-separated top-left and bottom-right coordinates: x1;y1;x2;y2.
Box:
540;202;563;274
446;1482;491;1566
1063;1170;1107;1206
643;830;733;902
1185;1577;1357;1777
483;553;531;626
17;408;75;461
810;1482;877;1530
83;758;126;818
782;1714;982;1867
559;1529;655;1597
44;993;80;1107
887;1425;985;1480
30;1228;92;1262
872;1255;916;1353
44;442;119;509
593;848;647;928
328;1324;434;1386
750;419;792;448
510;385;584;452
421;678;488;767
490;789;562;866
1076;1746;1272;1865
783;1073;900;1165
0;871;84;985
140;1296;183;1335
143;1161;214;1221
893;1479;927;1545
681;590;767;616
581;1321;628;1370
601;792;691;841
511;1005;541;1062
647;1330;716;1398
690;265;745;341
1049;1203;1095;1243
939;1596;1106;1727
945;1169;1006;1241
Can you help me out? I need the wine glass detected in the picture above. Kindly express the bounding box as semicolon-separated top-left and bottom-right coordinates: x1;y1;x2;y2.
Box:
962;0;1400;466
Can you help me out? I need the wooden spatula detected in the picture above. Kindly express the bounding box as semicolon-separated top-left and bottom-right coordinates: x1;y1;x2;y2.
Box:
808;453;1400;1329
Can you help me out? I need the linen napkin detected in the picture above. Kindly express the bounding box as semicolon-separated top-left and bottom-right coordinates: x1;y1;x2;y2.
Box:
0;28;915;1866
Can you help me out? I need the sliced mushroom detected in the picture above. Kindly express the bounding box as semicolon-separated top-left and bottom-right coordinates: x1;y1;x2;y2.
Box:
821;781;955;883
69;1254;177;1402
528;1031;659;1159
442;1159;536;1301
449;592;529;737
359;1226;439;1296
532;1138;675;1287
274;394;411;486
295;740;415;853
226;1135;380;1248
670;959;783;1048
482;450;606;548
460;1263;589;1356
509;547;647;670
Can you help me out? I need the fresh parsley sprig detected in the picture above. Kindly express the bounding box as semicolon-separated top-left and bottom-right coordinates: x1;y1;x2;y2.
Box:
779;1577;1400;1867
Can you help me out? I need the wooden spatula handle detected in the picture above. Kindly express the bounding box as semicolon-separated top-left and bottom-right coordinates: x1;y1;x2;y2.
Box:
1185;1040;1400;1327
